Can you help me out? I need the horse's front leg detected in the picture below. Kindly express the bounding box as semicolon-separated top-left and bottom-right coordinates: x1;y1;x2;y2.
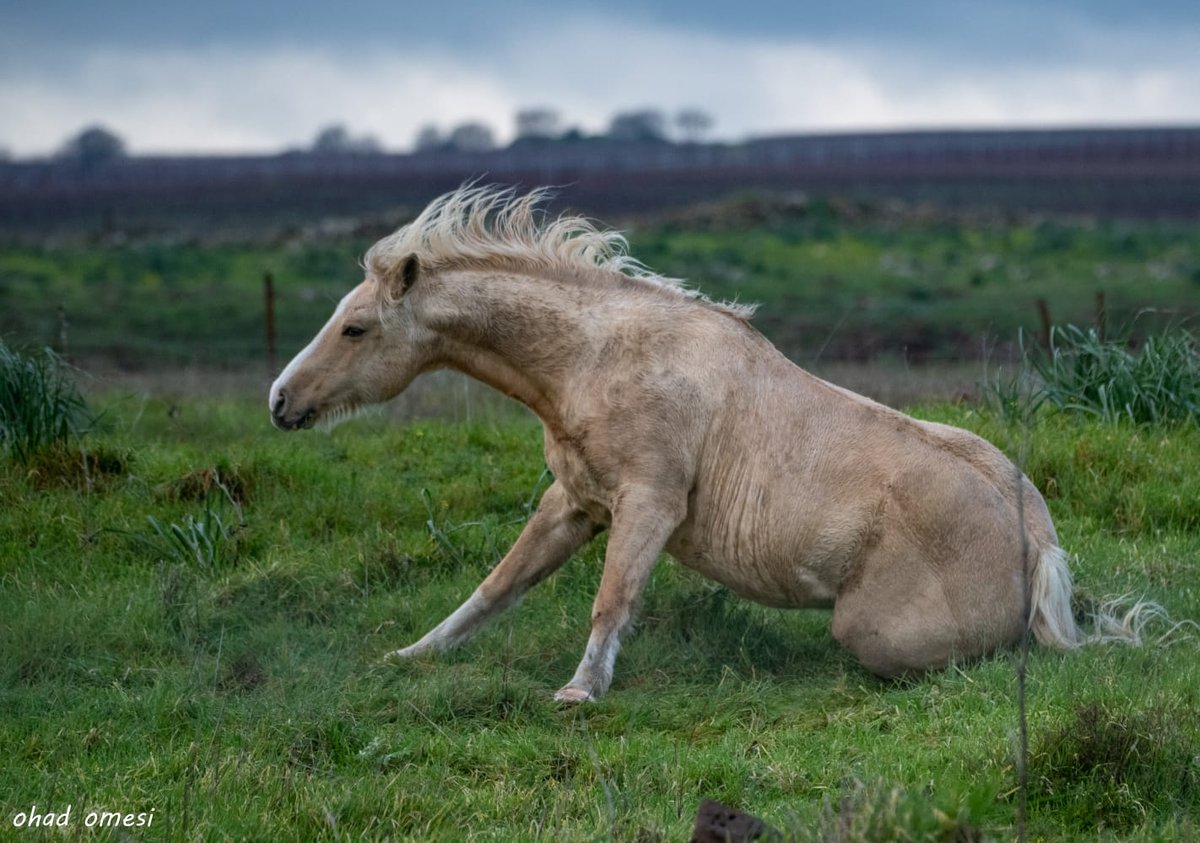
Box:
555;484;686;703
387;482;596;660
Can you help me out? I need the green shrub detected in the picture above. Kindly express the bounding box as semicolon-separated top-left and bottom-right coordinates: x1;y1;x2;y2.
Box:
0;340;93;461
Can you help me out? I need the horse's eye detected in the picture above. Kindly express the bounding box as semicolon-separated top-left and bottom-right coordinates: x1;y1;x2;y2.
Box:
342;325;366;338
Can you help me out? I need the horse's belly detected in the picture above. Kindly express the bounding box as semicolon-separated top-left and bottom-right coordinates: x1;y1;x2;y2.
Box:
666;529;837;610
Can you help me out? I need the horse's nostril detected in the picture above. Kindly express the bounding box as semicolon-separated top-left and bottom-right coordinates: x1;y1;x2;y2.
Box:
272;391;287;416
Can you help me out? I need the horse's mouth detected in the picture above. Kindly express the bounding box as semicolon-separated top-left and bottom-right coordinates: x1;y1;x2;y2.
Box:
274;407;319;431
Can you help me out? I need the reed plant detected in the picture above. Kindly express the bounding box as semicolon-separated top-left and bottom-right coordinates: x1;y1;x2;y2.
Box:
1034;324;1199;425
985;325;1199;426
0;340;92;461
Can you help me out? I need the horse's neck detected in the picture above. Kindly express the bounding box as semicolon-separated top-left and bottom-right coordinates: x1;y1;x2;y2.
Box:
427;269;600;425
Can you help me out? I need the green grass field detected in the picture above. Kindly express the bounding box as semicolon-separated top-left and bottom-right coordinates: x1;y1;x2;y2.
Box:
3;196;1199;367
2;387;1198;840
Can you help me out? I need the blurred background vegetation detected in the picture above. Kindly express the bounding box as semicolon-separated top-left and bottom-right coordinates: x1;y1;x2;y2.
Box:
2;192;1197;393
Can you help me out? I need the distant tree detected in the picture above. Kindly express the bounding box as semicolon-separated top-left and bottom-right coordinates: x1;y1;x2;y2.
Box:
414;125;443;152
58;125;126;168
313;124;350;152
446;122;496;153
515;108;561;141
607;109;667;142
311;124;381;154
676;108;714;143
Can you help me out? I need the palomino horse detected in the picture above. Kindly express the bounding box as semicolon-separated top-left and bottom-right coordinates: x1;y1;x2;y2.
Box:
269;185;1087;702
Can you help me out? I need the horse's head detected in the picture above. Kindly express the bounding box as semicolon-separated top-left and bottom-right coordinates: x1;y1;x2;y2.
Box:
269;254;429;431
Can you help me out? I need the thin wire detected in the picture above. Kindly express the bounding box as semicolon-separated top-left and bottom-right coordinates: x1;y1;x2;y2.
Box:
1014;424;1032;843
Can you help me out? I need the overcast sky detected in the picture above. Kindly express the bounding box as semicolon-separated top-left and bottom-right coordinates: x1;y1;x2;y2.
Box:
2;0;1198;157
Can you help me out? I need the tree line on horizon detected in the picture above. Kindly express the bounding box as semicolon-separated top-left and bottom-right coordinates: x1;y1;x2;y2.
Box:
37;106;716;167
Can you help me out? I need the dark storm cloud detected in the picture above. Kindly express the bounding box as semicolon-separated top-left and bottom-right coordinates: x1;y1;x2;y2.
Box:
1;0;1196;156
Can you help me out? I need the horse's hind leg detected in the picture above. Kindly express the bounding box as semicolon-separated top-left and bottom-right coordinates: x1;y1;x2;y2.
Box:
387;482;596;660
831;531;1024;678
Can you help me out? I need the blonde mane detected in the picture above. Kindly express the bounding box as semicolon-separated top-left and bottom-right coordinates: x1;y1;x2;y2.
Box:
364;184;756;321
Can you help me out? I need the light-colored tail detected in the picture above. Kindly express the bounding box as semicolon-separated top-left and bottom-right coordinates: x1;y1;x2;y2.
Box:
1029;545;1194;648
1028;545;1083;648
1087;595;1196;645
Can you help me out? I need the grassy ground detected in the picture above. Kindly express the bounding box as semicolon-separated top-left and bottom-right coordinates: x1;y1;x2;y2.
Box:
2;389;1198;840
635;198;1200;359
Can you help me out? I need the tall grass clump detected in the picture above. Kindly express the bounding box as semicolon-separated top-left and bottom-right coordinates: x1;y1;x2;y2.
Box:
141;507;236;569
130;473;246;569
0;339;92;461
1035;325;1199;425
985;325;1200;426
784;780;989;842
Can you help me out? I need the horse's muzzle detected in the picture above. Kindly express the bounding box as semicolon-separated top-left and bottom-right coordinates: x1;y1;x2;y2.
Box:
272;408;317;431
270;389;317;431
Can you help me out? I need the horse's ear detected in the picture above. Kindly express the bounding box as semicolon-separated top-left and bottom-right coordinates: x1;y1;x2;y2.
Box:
387;253;421;300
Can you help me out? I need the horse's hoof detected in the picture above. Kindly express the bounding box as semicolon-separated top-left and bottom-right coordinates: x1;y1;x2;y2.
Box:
553;686;595;704
383;645;422;662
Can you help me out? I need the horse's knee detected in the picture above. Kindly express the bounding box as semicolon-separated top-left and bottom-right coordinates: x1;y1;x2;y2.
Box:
832;608;890;676
833;604;958;678
834;625;918;678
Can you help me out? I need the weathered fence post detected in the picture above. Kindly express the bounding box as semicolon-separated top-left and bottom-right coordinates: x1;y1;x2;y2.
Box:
56;306;69;361
1035;298;1052;352
263;272;278;378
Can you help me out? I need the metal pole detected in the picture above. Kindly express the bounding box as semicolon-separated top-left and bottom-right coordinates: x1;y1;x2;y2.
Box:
263;272;277;378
